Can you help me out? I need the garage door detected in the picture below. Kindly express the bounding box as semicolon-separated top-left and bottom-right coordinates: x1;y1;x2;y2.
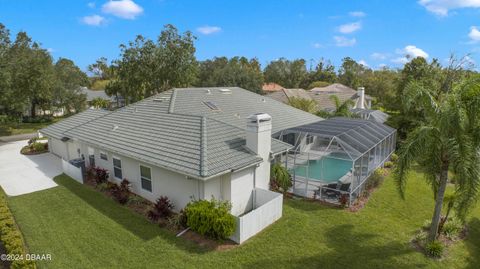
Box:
49;138;68;160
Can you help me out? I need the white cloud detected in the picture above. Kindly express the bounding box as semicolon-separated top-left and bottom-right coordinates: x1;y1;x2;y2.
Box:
392;45;429;64
349;11;366;17
358;60;369;67
419;0;480;16
88;2;95;8
371;52;388;60
197;26;222;35
312;43;323;49
81;15;106;26
334;36;356;47
47;48;55;53
469;26;480;43
337;22;362;34
102;0;143;20
378;63;387;68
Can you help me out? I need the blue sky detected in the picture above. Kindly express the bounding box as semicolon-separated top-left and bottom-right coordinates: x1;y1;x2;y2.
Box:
1;0;480;71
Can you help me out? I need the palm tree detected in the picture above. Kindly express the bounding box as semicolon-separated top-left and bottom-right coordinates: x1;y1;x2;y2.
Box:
394;78;480;242
329;95;356;117
287;97;317;113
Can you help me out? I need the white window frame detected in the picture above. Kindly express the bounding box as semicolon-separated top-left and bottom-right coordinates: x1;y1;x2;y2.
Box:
112;156;123;180
100;151;108;161
139;165;153;192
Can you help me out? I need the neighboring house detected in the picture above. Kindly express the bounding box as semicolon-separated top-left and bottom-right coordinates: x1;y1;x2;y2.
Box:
350;108;389;124
262;82;285;93
80;87;124;108
41;87;321;243
266;88;314;105
309;83;372;110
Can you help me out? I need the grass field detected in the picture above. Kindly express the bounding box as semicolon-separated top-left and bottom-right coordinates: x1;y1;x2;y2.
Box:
7;172;480;269
0;118;64;136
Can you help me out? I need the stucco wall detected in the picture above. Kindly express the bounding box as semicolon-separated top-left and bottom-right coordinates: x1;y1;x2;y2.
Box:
49;138;69;160
230;167;255;216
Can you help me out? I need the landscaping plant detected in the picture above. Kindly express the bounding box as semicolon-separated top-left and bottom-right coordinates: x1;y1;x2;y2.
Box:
270;163;292;194
148;196;174;221
111;179;131;205
184;198;235;240
425;240;444;258
94;167;109;184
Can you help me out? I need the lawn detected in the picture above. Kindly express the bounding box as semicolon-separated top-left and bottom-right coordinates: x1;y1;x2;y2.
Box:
0;118;64;136
7;172;480;269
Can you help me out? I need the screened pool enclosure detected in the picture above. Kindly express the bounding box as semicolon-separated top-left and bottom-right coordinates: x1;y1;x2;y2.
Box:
275;117;396;206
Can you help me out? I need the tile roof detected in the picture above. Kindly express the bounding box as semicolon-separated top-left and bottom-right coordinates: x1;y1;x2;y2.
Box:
42;87;320;179
40;109;110;139
262;82;285;92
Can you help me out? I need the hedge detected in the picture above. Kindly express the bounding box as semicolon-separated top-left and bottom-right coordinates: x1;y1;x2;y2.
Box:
0;187;36;269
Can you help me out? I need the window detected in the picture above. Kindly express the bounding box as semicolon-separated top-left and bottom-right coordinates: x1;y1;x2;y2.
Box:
88;147;95;167
306;134;314;145
100;152;108;161
140;165;152;192
113;157;122;179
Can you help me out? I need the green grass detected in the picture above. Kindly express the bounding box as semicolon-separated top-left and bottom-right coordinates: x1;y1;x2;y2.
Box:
7;173;480;269
0;118;64;136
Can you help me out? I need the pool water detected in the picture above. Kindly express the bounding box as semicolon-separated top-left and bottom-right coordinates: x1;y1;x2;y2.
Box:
291;156;353;183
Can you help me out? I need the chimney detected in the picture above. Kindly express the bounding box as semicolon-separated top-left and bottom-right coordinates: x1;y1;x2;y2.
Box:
357;87;365;109
246;113;272;189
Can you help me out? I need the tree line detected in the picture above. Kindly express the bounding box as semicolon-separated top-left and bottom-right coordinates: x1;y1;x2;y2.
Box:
0;23;88;119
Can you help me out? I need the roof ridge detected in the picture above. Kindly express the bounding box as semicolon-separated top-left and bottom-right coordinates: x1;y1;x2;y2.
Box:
168;89;177;113
200;116;208;177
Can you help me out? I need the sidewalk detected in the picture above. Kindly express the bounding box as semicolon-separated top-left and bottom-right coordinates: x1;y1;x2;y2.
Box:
0;133;37;143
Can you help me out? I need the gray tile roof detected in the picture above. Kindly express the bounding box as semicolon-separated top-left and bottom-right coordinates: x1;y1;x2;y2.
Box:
42;87;319;179
350;108;389;124
309;83;372;110
40;109;110;139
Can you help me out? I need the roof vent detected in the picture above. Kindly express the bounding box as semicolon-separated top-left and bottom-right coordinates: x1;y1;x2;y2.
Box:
153;97;170;102
219;89;232;94
206;89;211;94
112;124;119;131
261;98;266;103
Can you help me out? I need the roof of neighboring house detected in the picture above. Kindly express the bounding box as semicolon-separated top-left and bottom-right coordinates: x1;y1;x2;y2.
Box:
262;82;285;92
350;108;389;124
308;83;372;110
266;88;314;106
80;87;114;102
42;87;319;179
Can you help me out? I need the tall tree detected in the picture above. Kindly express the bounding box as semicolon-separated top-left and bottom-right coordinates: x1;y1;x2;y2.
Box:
107;24;198;104
53;58;89;114
307;58;337;87
9;32;55;117
0;23;12;115
264;58;308;88
338;57;369;89
394;77;480;242
196;56;264;92
88;57;113;80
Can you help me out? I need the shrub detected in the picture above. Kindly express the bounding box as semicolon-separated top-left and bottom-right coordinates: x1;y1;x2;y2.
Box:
425;240;444;258
338;194;349;207
390;153;399;162
413;231;428;245
384;161;394;168
32;142;46;152
22;115;53;123
270;163;292;194
166;214;184;230
422;220;431;229
365;168;385;190
184;198;235;240
148;196;174;221
94;167;109;184
111;179;131;205
0;188;36;269
442;217;463;239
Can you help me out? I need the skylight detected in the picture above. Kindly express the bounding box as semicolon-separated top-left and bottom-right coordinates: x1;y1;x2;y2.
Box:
203;101;220;111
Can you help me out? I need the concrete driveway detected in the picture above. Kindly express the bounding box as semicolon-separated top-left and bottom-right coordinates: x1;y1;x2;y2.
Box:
0;140;60;196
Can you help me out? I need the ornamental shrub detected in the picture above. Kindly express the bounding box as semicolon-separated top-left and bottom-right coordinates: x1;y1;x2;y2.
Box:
270;163;292;194
365;168;385;190
184;198;236;240
442;217;463;239
390;153;399;162
111;179;131;205
94;167;109;184
148;196;174;221
425;240;444;258
384;161;394;168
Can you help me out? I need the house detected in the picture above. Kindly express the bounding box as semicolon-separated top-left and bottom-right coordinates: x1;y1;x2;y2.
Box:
41;87;320;243
262;82;285;92
80;87;124;108
266;88;314;105
309;83;372;110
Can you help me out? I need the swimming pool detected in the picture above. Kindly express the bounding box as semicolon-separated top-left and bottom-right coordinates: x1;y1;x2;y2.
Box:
291;156;353;183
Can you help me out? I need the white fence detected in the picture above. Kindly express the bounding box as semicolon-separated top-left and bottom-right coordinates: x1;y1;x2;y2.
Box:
230;188;283;244
62;159;83;183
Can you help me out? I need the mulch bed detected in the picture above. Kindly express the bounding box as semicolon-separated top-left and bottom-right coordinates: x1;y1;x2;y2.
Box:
84;176;237;251
20;145;48;155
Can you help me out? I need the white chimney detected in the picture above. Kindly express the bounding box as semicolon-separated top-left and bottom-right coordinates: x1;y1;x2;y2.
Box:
357;87;365;109
246;113;272;189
